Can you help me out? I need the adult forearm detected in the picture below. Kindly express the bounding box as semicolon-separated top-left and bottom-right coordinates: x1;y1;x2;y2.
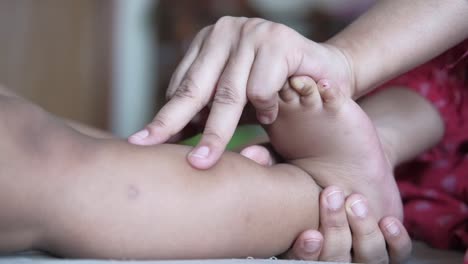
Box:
328;0;468;98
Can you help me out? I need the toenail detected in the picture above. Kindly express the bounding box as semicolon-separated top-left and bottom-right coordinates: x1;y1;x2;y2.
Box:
320;80;330;89
350;199;368;218
189;146;210;159
385;221;400;236
326;190;344;211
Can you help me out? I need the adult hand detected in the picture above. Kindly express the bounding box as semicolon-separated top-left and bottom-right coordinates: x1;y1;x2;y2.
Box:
240;145;412;263
167;102;259;143
285;186;412;263
128;17;354;169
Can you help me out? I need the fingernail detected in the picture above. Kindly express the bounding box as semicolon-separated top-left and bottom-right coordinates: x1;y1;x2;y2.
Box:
351;199;368;218
303;239;321;253
130;129;149;141
385;221;400;236
258;114;272;124
189;146;210;159
326;190;344;211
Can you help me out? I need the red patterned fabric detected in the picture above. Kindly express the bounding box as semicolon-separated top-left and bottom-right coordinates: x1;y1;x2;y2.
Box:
379;40;468;251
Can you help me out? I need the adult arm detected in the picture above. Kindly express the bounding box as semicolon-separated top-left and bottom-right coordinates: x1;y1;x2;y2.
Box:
328;0;468;98
130;0;468;169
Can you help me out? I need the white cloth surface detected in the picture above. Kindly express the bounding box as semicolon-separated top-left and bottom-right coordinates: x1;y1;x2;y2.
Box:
0;242;463;264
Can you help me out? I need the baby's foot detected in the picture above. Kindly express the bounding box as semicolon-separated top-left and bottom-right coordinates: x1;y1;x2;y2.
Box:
266;77;402;220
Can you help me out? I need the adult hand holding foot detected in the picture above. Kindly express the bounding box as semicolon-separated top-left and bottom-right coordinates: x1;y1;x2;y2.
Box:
286;187;412;263
240;145;412;263
129;0;467;169
128;16;353;169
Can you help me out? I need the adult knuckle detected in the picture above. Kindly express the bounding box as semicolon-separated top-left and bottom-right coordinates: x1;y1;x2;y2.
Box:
321;216;349;230
214;81;244;106
320;234;352;260
173;78;207;111
150;116;169;130
359;226;384;242
268;22;289;36
248;90;273;105
326;225;349;234
246;17;265;25
165;89;174;100
175;77;202;100
214;16;235;31
259;103;277;114
241;17;265;35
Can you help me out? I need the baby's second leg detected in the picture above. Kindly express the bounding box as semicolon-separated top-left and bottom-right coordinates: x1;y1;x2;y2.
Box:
357;87;444;167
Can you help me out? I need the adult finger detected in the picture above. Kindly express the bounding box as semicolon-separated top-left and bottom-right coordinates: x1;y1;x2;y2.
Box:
379;217;412;263
345;194;388;264
187;44;254;169
318;186;352;262
129;27;231;145
247;50;287;124
166;26;212;99
283;230;323;260
129;27;209;145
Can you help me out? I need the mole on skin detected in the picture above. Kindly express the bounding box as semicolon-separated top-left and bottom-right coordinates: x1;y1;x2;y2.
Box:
127;184;140;200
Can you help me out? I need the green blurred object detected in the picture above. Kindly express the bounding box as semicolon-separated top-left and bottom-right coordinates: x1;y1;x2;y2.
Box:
180;125;266;150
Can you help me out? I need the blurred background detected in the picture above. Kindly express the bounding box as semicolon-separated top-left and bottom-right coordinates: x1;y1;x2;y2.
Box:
0;0;375;138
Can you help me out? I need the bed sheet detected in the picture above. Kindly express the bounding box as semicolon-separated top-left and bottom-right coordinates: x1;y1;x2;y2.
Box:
0;242;463;264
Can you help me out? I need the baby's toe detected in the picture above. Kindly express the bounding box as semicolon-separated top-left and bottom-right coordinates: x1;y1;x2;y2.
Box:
289;76;322;109
318;80;345;113
279;80;300;104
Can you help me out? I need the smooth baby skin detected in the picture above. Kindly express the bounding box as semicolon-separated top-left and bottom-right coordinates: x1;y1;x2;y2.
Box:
0;89;320;259
266;78;402;220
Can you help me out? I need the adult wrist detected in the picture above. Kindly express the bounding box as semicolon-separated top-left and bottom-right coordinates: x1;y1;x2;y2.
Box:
323;37;361;99
325;42;358;100
299;39;357;100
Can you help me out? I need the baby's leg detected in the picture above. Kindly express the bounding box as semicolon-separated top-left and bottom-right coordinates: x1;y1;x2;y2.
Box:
267;78;401;219
0;90;321;259
357;87;444;166
267;77;443;221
